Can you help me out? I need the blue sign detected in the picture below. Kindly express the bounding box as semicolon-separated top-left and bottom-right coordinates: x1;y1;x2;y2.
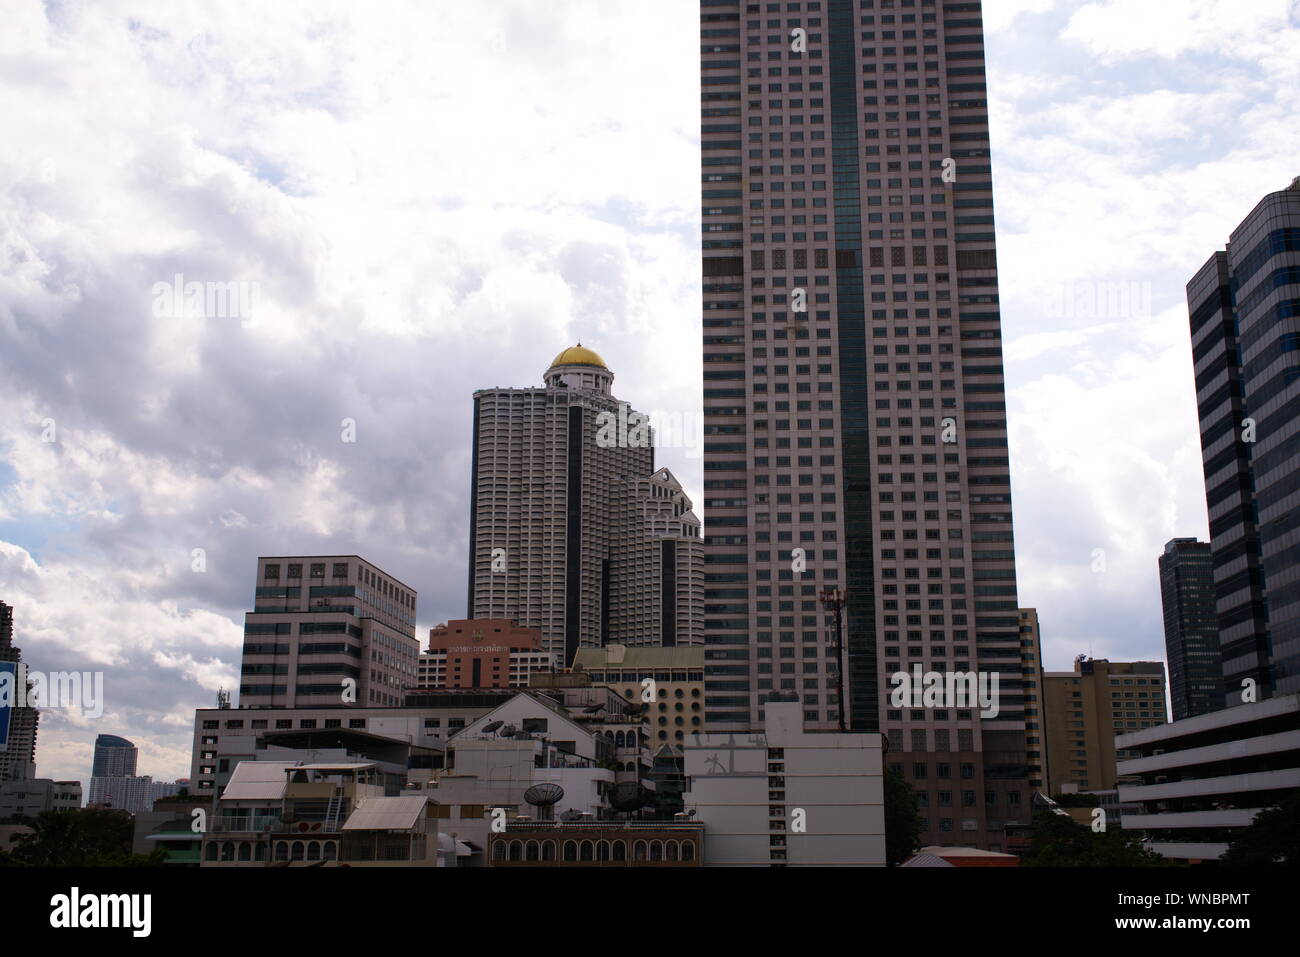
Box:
0;661;14;749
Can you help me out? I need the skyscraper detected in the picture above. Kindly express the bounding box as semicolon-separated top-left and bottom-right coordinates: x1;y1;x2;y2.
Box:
467;346;703;664
0;600;39;782
91;734;138;778
699;0;1026;847
1158;538;1224;720
238;556;419;708
1186;178;1300;704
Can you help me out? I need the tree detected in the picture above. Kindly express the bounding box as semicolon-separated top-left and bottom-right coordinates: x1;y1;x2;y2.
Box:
1051;792;1101;808
1222;793;1300;866
884;766;923;866
5;808;164;867
1020;811;1178;867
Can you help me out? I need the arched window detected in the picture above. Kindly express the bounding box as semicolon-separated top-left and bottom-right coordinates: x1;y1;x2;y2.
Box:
682;841;695;862
255;842;267;862
615;731;625;748
492;841;507;862
205;841;218;862
649;841;663;861
542;841;556;861
307;841;321;861
597;841;610;861
291;841;305;861
666;841;679;862
526;841;540;861
563;841;578;862
580;841;594;861
323;842;337;862
509;841;524;861
612;841;626;861
274;842;289;862
220;842;234;862
238;842;251;862
633;841;647;862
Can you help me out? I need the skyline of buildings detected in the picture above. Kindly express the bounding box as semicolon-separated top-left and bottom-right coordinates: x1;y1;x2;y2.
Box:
1;4;1296;873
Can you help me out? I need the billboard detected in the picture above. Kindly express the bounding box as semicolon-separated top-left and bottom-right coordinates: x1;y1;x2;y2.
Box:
0;661;15;749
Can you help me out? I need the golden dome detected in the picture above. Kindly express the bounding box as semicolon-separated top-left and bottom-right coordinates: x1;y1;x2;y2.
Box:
549;344;608;370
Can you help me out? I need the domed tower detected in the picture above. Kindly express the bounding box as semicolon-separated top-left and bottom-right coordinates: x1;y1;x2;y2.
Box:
467;344;700;665
544;344;614;395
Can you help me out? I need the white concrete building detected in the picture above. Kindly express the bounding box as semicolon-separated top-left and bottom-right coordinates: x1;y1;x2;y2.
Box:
1117;692;1300;862
684;701;886;866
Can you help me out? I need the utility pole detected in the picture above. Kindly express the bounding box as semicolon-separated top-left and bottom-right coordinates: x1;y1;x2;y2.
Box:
820;588;847;732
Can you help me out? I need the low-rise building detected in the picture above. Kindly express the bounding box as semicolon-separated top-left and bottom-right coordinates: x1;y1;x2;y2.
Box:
572;643;705;747
684;700;886;866
418;619;555;690
1117;692;1300;862
189;695;512;795
0;778;82;818
201;760;450;867
420;688;650;860
489;822;703;866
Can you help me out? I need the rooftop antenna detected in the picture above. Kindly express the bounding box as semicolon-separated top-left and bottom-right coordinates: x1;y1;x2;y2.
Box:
216;688;231;710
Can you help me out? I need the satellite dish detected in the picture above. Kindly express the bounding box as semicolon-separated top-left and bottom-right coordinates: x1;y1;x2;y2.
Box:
482;720;504;735
523;783;564;808
559;809;583;822
609;782;647;812
500;724;517;737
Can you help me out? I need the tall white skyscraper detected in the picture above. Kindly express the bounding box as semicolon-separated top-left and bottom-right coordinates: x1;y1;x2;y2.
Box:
468;346;703;663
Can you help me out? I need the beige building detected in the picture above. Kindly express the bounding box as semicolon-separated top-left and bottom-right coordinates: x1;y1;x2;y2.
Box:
238;555;419;709
1018;610;1049;792
467;346;703;666
572;644;706;746
1044;658;1167;794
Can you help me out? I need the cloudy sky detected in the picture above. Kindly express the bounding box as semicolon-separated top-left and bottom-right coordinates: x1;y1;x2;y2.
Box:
1;0;1297;784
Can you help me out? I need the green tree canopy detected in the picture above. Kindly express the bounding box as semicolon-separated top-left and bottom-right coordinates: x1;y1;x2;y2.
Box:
1222;793;1300;866
1020;811;1178;867
885;766;923;866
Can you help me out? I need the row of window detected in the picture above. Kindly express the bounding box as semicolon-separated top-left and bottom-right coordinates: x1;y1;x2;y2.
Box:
491;839;697;864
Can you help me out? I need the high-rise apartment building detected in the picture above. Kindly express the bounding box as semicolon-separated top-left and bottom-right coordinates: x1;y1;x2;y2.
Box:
0;600;39;782
1043;658;1167;794
1158;539;1225;720
467;347;703;664
1018;609;1048;792
699;0;1026;848
1186;178;1300;704
91;734;138;778
238;556;419;709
